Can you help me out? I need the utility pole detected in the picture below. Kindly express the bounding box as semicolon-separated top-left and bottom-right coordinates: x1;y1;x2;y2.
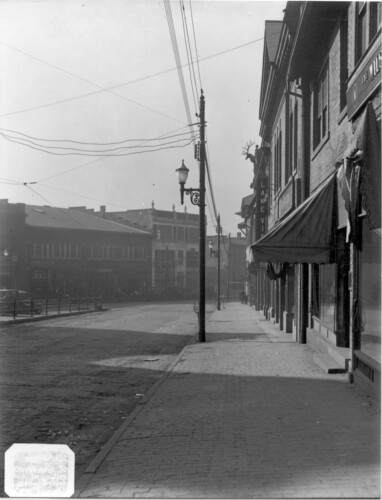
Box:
199;91;206;342
217;214;221;311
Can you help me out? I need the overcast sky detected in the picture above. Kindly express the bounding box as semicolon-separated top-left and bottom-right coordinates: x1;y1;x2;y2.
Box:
0;0;285;236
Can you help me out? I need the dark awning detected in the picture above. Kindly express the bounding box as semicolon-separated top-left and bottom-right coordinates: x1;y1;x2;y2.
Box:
250;173;337;264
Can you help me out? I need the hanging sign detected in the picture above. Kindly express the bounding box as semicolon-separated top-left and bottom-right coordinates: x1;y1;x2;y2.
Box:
347;41;381;119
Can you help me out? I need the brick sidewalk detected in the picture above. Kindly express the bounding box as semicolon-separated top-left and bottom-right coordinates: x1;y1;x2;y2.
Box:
76;303;380;498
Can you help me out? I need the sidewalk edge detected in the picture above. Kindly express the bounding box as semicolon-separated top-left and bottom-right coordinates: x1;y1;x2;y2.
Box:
75;330;197;495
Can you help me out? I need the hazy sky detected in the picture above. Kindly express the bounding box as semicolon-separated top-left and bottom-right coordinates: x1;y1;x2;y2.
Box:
0;0;285;236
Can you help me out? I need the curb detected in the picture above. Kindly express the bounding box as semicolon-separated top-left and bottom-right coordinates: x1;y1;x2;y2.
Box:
74;329;198;496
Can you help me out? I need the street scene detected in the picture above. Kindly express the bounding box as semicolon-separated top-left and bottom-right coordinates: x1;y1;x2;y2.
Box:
0;302;380;498
0;0;381;498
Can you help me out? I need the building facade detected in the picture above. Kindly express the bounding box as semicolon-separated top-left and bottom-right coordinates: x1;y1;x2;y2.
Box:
0;200;152;298
206;233;247;302
95;204;200;298
242;1;381;398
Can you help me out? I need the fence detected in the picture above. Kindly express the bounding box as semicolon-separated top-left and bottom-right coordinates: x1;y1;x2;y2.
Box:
0;296;103;320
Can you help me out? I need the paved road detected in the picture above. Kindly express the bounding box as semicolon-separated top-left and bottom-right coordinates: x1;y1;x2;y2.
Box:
0;301;202;496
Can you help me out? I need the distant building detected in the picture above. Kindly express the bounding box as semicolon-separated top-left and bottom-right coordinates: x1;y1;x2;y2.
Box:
206;233;247;302
0;200;152;298
95;204;200;297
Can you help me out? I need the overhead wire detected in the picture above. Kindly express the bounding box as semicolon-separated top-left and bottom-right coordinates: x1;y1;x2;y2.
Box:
0;129;196;154
189;1;203;91
180;0;199;113
0;33;276;120
163;0;194;128
0;126;192;145
0;132;197;157
35;124;194;183
0;40;185;125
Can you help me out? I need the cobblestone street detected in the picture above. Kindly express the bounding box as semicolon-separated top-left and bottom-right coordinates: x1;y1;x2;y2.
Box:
0;302;197;496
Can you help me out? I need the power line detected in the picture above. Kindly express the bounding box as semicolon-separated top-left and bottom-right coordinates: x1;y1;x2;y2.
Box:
0;129;196;154
35;125;194;183
189;1;203;91
0;40;185;125
0;132;197;157
180;0;199;113
0;126;192;146
0;34;272;119
163;0;194;128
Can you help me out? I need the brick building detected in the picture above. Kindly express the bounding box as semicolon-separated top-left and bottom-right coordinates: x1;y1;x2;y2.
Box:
241;1;381;398
0;200;152;298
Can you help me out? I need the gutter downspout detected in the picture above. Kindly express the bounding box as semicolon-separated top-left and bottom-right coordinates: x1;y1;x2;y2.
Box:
300;76;310;344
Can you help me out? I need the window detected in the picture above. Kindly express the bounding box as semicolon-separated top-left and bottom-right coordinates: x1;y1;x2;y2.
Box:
112;246;123;259
177;226;185;242
360;222;381;363
273;128;282;192
356;2;382;63
287;102;298;183
178;250;183;265
92;244;103;259
293;102;298;169
287;112;293;183
312;263;336;331
186;249;199;268
133;247;143;259
340;14;348;111
313;63;329;149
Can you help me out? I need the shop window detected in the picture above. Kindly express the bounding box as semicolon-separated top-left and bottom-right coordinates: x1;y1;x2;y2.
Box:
320;264;336;330
360;222;381;363
312;264;336;331
313;62;329;150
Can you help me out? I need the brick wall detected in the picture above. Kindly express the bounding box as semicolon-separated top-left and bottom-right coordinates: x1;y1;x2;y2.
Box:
309;20;353;192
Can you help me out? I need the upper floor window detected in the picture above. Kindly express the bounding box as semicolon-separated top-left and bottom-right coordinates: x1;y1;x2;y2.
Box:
340;13;348;111
356;2;382;63
287;103;298;182
274;127;282;193
313;62;329;150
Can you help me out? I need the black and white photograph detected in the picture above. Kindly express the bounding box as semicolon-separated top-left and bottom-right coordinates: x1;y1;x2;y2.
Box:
0;0;380;498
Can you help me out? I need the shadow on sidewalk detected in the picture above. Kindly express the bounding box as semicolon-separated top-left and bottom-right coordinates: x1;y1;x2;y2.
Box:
76;369;381;498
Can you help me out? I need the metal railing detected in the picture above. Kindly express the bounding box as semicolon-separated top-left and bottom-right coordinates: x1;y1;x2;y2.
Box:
0;296;103;320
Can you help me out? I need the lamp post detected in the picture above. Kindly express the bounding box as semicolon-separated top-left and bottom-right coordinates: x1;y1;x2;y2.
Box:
207;214;221;311
3;248;11;288
176;91;206;342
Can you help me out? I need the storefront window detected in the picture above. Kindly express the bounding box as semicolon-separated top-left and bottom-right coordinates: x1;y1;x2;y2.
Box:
360;222;381;363
319;264;336;330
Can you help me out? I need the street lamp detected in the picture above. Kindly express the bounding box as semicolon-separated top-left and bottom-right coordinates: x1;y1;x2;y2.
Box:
3;248;11;288
176;160;200;206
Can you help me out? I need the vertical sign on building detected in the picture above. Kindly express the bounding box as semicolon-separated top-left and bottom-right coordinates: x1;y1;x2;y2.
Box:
255;174;268;241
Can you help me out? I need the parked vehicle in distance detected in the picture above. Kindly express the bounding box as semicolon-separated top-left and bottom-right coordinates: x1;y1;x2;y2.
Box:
0;289;43;316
